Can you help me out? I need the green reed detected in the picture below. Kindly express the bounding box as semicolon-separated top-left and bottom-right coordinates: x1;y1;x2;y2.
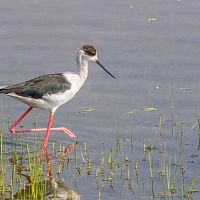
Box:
0;107;200;200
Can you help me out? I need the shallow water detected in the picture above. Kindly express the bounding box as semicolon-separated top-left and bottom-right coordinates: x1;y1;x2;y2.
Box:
0;0;200;199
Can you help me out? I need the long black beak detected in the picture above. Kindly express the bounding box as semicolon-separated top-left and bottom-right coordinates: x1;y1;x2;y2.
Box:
95;60;116;79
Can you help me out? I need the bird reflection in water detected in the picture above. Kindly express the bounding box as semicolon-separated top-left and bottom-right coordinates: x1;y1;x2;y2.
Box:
44;147;80;200
8;142;80;200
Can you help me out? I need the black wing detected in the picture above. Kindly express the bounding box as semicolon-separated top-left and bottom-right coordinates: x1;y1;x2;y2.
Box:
0;73;71;99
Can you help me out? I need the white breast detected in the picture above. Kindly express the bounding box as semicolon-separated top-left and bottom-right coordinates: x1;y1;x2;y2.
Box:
42;72;87;112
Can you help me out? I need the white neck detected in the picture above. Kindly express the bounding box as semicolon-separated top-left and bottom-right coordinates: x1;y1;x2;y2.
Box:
76;53;89;81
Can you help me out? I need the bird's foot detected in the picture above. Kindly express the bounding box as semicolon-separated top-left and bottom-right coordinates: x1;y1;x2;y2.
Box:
9;127;15;134
64;142;78;160
64;142;78;154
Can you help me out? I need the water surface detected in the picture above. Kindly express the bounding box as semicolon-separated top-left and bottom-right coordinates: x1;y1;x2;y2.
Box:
0;0;200;199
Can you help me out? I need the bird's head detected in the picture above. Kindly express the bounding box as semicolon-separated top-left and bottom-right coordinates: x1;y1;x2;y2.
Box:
77;45;116;79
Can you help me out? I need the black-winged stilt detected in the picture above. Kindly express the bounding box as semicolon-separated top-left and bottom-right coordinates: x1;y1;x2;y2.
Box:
0;45;116;148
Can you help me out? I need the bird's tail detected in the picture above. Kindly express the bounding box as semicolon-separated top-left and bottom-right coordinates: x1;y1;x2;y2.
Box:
0;86;7;93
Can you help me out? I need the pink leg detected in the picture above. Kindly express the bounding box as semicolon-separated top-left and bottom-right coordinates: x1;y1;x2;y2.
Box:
9;107;76;148
13;127;76;138
9;107;33;134
43;112;53;148
44;148;53;177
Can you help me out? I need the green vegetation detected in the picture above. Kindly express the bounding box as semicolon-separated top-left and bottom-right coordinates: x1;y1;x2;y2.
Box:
0;110;200;200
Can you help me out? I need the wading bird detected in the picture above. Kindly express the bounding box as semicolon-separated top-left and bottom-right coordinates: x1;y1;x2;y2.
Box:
0;45;116;148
